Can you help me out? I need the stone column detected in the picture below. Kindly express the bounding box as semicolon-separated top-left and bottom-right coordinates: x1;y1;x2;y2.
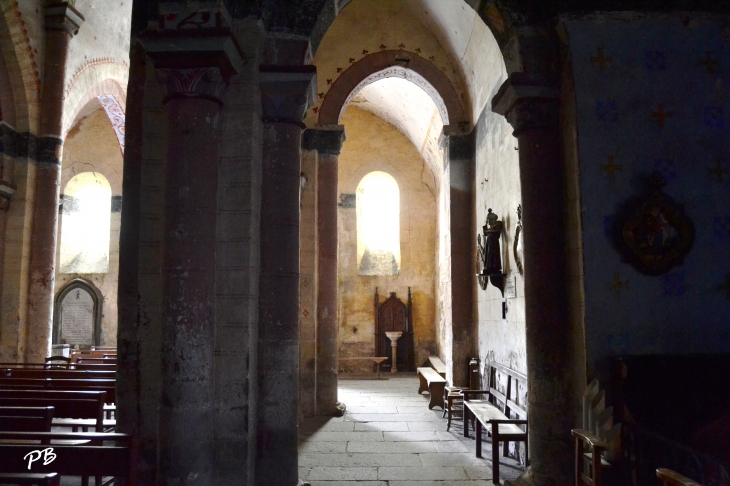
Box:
257;66;316;486
157;69;227;485
303;125;346;416
132;5;243;483
447;129;475;387
493;72;579;486
25;3;83;362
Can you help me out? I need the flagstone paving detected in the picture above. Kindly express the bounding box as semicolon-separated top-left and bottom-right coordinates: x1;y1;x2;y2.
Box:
298;374;525;485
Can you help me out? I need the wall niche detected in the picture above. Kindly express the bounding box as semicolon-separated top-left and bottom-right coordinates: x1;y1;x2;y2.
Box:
53;279;103;348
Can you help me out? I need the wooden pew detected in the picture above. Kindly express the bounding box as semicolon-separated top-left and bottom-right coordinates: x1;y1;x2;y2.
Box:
1;368;115;380
428;356;446;378
73;364;116;371
463;361;529;484
416;367;447;409
0;406;54;433
0;378;115;397
0;390;106;432
74;358;117;365
0;432;136;485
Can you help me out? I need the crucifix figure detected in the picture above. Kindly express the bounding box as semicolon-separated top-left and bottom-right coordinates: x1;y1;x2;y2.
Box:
650;104;673;127
590;48;613;71
708;159;728;182
601;156;623;179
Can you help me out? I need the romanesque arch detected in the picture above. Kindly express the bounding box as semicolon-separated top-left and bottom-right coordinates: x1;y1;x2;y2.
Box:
62;61;128;138
0;0;40;132
318;50;467;126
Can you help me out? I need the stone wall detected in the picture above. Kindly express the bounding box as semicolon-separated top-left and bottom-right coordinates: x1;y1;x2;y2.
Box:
55;106;123;347
337;106;438;371
474;90;526;377
563;14;730;378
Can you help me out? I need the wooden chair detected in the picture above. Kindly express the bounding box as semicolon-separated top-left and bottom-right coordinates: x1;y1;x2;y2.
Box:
572;429;610;486
442;386;465;431
656;468;702;486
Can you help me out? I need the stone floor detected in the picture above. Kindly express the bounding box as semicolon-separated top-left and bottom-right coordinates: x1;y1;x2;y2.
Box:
298;374;525;486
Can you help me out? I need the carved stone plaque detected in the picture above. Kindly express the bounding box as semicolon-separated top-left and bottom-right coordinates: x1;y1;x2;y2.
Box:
60;287;94;345
505;276;517;299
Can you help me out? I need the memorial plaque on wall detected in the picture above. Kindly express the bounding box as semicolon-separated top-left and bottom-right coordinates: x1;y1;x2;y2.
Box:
60;287;95;345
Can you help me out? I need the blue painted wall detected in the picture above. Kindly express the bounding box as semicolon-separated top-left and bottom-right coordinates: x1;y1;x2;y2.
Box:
565;17;730;376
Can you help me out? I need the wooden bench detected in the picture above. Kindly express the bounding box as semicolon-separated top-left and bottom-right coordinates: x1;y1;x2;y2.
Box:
428;356;446;378
0;432;136;485
416;367;447;409
338;357;389;379
463;362;528;484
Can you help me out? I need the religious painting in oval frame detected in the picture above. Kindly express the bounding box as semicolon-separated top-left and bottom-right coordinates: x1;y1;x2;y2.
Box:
619;171;694;275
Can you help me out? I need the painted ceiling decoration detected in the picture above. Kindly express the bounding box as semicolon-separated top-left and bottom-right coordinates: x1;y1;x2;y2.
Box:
97;95;125;154
340;66;449;124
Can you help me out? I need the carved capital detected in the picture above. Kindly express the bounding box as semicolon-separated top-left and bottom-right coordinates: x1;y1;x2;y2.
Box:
139;1;245;85
260;66;317;127
155;67;228;105
0;180;16;211
302;125;346;155
45;2;84;35
492;72;559;136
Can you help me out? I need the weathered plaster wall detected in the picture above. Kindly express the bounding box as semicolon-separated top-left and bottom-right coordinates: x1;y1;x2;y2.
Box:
436;159;451;372
55;104;122;347
474;96;525;377
564;15;730;378
65;0;132;88
337;106;438;371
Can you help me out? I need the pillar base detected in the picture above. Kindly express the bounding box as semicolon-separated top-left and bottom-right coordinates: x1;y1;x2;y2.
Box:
505;468;567;486
504;469;537;486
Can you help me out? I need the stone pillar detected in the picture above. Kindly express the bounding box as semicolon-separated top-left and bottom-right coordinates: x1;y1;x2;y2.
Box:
25;3;83;362
129;4;243;483
157;71;226;485
447;129;475;387
257;66;316;486
303;125;346;416
493;72;579;486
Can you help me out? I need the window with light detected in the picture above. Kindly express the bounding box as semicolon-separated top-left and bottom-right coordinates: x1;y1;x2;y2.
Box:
60;172;111;274
357;171;400;276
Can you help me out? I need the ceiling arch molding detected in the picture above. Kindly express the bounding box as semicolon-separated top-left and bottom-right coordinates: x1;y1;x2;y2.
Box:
62;61;128;138
318;50;467;128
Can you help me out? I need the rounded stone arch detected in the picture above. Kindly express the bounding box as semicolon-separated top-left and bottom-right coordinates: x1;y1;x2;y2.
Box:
318;50;467;126
62;62;128;138
0;2;41;132
52;278;104;347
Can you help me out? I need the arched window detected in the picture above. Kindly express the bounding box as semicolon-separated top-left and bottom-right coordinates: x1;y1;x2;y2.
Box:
60;172;111;274
357;171;400;276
